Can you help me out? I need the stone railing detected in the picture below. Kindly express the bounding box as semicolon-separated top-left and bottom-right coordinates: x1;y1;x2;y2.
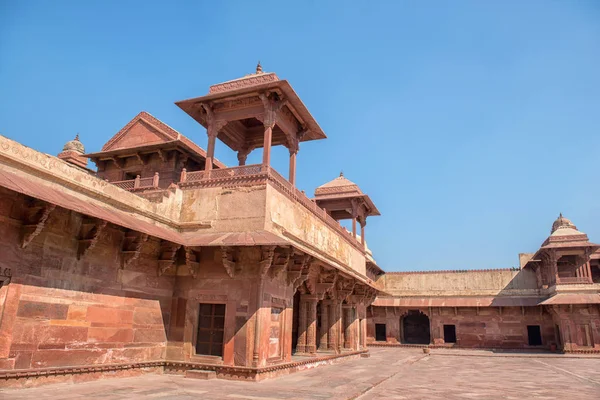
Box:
111;173;160;191
179;164;364;251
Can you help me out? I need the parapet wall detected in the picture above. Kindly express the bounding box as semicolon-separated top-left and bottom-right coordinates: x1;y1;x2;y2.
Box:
380;268;539;297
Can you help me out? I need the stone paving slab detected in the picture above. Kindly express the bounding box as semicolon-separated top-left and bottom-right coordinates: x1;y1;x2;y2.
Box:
2;348;599;399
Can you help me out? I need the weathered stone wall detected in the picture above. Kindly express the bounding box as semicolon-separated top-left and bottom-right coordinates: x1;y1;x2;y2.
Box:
0;135;184;225
367;306;556;349
381;269;539;297
265;185;367;277
179;186;267;232
0;188;173;371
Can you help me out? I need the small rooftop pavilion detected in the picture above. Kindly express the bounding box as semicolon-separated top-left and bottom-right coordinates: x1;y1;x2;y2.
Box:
175;63;326;185
314;172;380;246
522;214;600;285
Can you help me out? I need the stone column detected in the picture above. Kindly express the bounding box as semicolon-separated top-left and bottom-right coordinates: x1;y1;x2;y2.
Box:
296;298;308;353
585;262;593;282
328;300;342;354
360;222;366;246
329;300;340;354
203;111;225;173
343;305;355;349
318;301;329;351
205;134;217;171
237;152;247;166
262;122;274;167
289;149;297;186
360;316;367;349
306;296;318;354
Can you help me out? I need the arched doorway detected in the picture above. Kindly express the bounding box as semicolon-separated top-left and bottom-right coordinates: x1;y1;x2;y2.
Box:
402;310;430;344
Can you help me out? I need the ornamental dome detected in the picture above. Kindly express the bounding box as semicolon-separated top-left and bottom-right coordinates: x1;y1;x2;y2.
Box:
551;213;577;234
62;134;85;154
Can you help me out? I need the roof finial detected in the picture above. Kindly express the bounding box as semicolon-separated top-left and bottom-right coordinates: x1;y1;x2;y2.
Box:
256;61;263;74
340;171;344;177
75;133;80;141
559;212;563;218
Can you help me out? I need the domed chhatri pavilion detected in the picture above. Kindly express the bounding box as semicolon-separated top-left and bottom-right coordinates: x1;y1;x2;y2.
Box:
0;65;598;388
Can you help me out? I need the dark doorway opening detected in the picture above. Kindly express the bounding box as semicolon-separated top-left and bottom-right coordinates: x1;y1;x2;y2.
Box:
196;303;225;357
402;310;430;344
527;325;542;346
444;324;457;343
291;291;300;353
375;324;386;341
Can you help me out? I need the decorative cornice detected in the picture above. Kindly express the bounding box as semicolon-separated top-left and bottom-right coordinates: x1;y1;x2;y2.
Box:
209;73;279;94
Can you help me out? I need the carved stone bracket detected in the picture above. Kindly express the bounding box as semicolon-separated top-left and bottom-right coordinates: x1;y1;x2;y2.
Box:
77;218;108;260
121;231;149;269
201;103;228;138
182;247;200;278
259;245;276;278
221;246;237;278
158;241;182;276
135;153;147;165
287;253;313;291
21;202;56;249
269;247;293;280
259;92;285;129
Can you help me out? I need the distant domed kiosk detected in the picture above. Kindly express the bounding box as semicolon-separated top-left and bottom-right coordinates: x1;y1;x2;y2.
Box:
57;134;88;169
314;172;380;247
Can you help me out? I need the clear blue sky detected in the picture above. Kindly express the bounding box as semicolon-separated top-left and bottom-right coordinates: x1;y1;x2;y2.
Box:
1;1;599;271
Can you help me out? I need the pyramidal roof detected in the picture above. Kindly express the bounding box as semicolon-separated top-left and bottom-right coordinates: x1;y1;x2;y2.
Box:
314;172;363;197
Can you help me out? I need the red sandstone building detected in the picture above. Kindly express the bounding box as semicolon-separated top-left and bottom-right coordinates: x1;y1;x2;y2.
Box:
0;65;598;387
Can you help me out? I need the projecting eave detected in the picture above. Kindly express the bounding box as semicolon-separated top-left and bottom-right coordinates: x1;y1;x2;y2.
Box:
85;140;226;169
314;193;381;217
175;79;326;142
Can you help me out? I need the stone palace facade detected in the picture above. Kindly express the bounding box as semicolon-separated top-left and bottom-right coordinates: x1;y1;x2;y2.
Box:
0;65;598;388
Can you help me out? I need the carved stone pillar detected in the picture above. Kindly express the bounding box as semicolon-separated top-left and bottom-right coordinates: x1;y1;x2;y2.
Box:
343;305;356;350
306;296;318;354
351;198;358;238
289;149;297;186
360;220;366;247
296;297;308;354
329;300;340;354
360;315;367;349
318;301;329;351
202;105;224;173
262;121;274;167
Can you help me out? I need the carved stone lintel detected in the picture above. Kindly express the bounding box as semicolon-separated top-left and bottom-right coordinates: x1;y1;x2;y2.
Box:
21;203;56;249
221;246;237;278
77;219;108;260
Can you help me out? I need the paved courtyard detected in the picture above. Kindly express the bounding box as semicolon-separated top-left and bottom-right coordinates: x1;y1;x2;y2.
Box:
1;348;599;399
